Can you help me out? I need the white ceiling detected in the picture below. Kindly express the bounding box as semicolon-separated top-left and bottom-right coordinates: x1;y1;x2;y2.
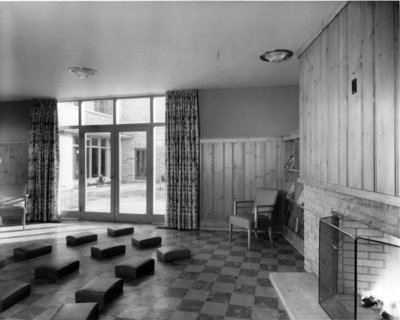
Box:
0;1;341;102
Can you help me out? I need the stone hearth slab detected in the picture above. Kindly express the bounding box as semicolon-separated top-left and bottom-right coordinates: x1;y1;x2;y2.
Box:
270;272;330;320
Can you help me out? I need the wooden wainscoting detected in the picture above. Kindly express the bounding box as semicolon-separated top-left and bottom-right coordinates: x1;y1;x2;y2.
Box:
200;137;283;229
0;143;28;185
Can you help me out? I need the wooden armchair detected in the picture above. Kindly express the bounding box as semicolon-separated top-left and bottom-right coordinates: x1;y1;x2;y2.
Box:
229;188;278;249
0;184;28;230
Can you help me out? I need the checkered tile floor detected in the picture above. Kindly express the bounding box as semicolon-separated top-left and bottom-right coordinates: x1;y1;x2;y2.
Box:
0;222;304;320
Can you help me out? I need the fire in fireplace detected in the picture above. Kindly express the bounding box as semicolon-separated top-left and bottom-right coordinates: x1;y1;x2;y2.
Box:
318;213;400;320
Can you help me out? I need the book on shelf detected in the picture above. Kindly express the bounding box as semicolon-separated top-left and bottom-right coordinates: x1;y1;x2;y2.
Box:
286;183;295;200
296;190;305;207
285;155;296;170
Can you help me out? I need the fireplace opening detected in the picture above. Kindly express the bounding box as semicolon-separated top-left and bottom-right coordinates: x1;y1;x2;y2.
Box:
319;214;400;320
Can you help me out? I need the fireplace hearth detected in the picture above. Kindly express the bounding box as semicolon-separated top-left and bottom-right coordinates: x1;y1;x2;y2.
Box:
319;214;400;320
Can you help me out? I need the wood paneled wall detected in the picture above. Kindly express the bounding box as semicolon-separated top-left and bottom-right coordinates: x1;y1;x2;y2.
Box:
200;137;283;228
300;1;399;197
0;143;28;185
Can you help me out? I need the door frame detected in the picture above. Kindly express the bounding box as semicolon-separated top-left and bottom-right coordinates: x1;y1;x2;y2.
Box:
79;126;115;222
114;125;153;224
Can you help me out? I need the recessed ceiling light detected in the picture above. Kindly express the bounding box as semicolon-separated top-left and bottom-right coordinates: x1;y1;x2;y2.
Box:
260;49;293;63
68;67;98;79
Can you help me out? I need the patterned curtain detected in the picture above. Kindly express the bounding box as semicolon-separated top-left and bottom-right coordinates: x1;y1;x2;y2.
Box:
165;89;200;230
27;99;59;222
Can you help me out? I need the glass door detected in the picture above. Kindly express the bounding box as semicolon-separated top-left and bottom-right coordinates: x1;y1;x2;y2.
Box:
80;128;114;221
115;127;151;223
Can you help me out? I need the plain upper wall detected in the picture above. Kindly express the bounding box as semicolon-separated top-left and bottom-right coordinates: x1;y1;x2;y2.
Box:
0;100;31;143
199;85;299;138
0;85;299;141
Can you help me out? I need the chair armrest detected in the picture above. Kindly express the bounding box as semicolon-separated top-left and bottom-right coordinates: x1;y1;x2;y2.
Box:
233;200;254;215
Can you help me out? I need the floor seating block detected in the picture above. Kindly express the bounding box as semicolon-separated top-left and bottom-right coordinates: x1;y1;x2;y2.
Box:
0;258;5;269
66;232;97;246
131;235;161;249
157;245;191;262
91;244;125;259
35;259;80;280
115;257;155;280
13;242;52;259
75;278;123;306
107;227;134;237
0;280;31;311
50;302;99;320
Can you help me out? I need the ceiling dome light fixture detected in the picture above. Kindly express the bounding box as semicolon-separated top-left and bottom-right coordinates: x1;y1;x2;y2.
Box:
260;49;293;63
68;67;98;79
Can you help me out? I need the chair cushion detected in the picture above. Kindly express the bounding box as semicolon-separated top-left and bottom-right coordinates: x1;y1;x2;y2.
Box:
66;232;98;246
35;259;80;280
157;246;191;262
107;227;134;237
50;302;99;320
229;214;255;229
131;235;161;249
115;257;155;280
13;242;52;259
75;278;123;306
0;280;31;311
91;244;125;259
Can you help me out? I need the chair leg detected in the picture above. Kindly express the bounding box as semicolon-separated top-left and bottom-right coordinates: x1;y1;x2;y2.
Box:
247;229;251;250
268;227;273;243
229;223;233;242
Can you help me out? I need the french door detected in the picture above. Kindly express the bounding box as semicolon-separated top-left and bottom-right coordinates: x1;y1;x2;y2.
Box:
77;126;164;223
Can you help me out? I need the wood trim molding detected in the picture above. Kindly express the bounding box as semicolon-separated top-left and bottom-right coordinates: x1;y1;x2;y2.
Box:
298;178;400;208
200;136;281;143
297;1;349;59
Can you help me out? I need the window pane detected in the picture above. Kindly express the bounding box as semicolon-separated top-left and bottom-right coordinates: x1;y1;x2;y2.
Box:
85;132;111;213
116;98;150;124
154;126;166;214
58;102;79;126
82;100;113;125
119;131;147;214
154;97;166;123
59;129;79;211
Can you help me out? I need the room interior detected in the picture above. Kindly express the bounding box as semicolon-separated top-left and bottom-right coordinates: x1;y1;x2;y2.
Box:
0;1;399;320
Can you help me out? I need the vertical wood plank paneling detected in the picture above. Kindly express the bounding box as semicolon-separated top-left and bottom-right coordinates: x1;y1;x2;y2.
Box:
337;5;349;186
276;140;283;190
320;29;329;183
327;17;339;185
255;141;266;190
224;142;233;217
213;142;224;219
299;2;398;199
202;143;213;218
200;138;282;227
244;142;255;199
361;2;375;192
374;2;396;195
347;1;363;189
233;142;244;202
299;57;306;179
266;140;277;189
0;143;28;185
395;2;399;197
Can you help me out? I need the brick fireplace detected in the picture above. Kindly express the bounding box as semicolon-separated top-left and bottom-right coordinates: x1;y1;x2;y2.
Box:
302;184;400;276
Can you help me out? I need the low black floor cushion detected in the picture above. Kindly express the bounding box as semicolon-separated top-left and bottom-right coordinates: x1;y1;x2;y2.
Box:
13;242;52;260
0;280;31;311
107;227;134;237
0;258;5;269
35;259;80;280
157;245;191;262
115;257;155;280
66;232;98;246
131;235;162;249
91;244;125;259
50;302;99;320
75;278;123;306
